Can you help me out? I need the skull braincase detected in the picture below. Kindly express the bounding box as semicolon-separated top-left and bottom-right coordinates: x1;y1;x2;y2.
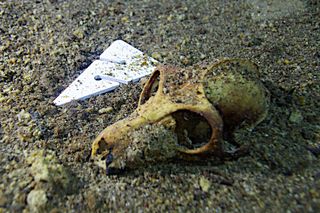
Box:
91;59;269;171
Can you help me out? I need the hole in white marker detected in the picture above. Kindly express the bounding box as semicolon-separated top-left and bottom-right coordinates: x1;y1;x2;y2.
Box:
101;58;127;65
93;72;131;85
113;59;126;65
94;75;102;81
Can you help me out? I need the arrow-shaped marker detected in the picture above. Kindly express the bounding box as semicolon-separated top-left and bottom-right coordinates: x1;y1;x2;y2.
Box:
54;40;157;106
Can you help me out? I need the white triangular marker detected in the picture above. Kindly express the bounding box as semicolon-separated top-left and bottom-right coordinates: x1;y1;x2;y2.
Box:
53;64;120;106
100;40;143;63
54;40;157;106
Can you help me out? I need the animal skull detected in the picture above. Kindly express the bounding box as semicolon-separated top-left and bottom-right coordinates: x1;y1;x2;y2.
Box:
91;59;270;173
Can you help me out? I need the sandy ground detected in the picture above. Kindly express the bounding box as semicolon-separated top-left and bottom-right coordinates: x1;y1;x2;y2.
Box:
0;0;319;212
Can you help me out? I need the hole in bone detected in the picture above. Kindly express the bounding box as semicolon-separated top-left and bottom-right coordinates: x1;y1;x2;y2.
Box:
96;138;108;156
140;70;160;105
171;110;212;149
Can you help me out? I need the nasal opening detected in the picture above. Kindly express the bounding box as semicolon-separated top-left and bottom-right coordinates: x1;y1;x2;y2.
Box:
95;137;109;159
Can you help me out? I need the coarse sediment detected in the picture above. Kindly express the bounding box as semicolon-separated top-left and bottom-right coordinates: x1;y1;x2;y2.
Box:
0;0;319;212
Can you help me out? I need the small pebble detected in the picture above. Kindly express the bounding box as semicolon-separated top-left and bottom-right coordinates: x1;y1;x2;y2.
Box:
0;190;7;206
289;110;303;123
98;107;113;114
199;176;211;192
17;109;31;122
73;28;84;39
121;16;129;23
151;52;162;61
284;59;290;65
27;189;47;211
86;191;97;210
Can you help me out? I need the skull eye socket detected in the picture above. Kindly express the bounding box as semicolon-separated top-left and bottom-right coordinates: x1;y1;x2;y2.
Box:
171;110;212;149
139;70;160;105
96;138;109;156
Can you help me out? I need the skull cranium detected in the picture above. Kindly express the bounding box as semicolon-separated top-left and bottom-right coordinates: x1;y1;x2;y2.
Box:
91;59;270;173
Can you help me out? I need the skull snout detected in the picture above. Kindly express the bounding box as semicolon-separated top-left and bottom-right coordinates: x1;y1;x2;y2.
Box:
92;107;222;173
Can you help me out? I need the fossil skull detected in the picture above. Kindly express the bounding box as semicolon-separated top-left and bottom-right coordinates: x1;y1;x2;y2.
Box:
91;59;270;173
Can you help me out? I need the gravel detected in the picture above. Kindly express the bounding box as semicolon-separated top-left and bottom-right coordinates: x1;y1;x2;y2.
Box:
0;0;319;212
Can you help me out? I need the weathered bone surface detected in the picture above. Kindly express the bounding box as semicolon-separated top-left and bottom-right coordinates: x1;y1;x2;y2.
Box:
91;59;270;173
